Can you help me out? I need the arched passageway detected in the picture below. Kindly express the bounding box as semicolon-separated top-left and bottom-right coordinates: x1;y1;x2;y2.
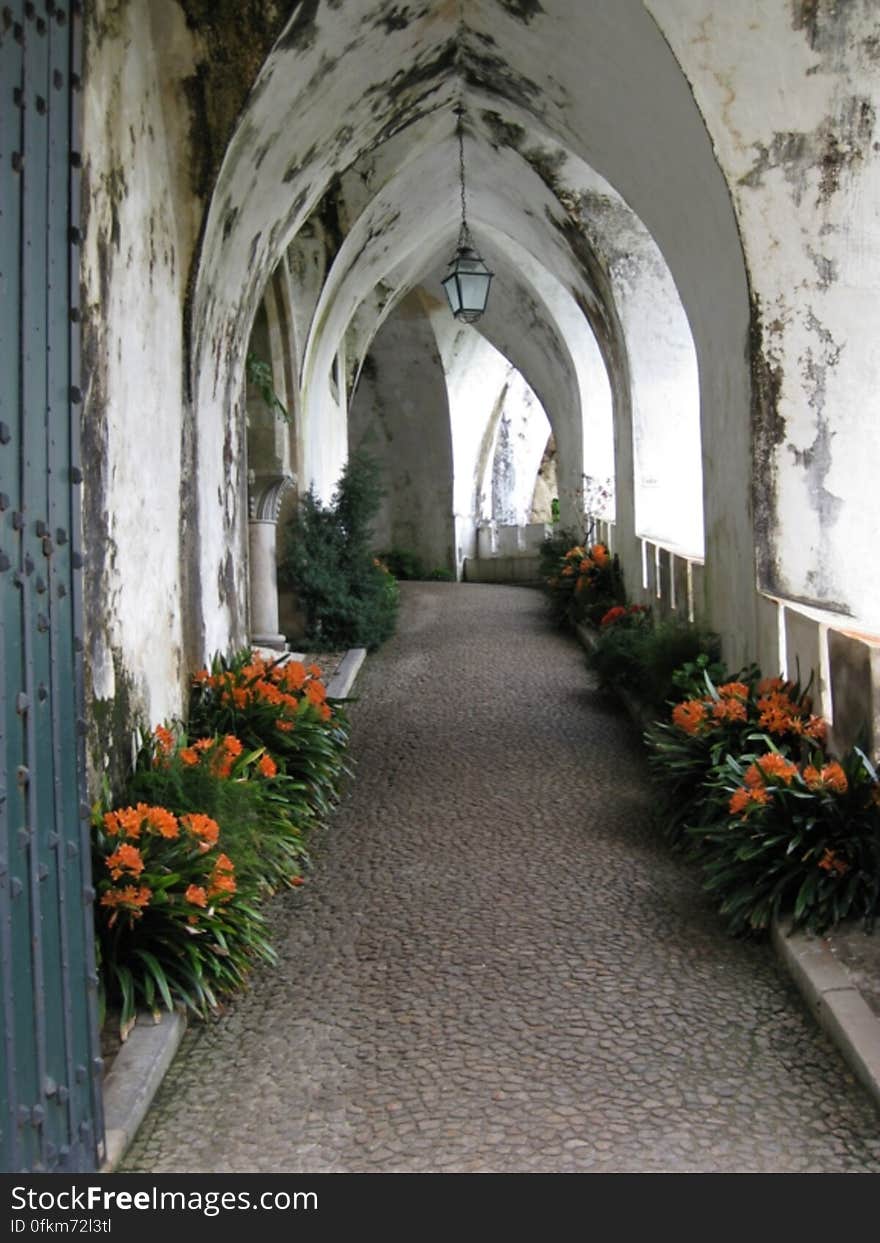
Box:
121;586;880;1173
80;0;880;761
188;0;748;660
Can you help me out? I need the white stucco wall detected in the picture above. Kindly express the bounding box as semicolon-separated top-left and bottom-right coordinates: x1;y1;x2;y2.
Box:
81;0;201;734
649;0;880;629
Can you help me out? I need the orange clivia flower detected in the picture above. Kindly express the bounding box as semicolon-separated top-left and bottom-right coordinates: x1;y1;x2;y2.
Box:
718;682;749;701
256;678;284;705
140;804;179;839
804;716;827;743
712;697;747;723
180;747;199;766
258;754;278;778
757;692;797;734
561;565;575;577
319;702;333;722
276;719;295;733
106;843;145;880
208;853;236;900
757;677;787;696
591;544;610;567
600;606;627;627
154;725;174;755
281;661;307;691
729;786;770;818
579;558;594;573
180;813;220;847
565;546;585;560
671;699;708;735
100;885;152;926
756;753;799;784
818;849;849;876
100;884;151;910
307;663;322;679
306;680;327;706
185;884;208;907
802;764;822;791
821;762;848;794
802;762;848;794
743;763;763;789
103;806;143;839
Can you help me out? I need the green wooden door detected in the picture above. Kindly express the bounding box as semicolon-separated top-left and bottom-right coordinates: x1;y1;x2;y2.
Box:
0;0;104;1172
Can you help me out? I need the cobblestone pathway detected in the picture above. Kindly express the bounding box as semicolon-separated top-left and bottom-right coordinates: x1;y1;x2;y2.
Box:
124;584;880;1173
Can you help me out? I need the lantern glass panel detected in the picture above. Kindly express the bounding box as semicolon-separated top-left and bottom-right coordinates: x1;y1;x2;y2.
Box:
442;271;462;315
458;270;491;313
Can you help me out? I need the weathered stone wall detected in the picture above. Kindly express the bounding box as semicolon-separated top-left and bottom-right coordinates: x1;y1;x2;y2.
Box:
81;0;292;790
81;0;201;787
648;0;880;637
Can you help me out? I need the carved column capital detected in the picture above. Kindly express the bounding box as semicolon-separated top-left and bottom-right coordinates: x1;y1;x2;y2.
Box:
248;472;296;522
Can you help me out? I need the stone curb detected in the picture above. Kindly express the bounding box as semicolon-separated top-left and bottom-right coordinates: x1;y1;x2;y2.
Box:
100;1010;187;1172
327;647;367;700
98;647;367;1172
770;919;880;1115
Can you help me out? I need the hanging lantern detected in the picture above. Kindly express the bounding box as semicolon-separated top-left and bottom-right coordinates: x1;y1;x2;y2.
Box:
442;235;493;324
442;108;493;324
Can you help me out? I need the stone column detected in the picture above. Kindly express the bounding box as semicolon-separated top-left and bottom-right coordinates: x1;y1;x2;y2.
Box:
248;474;295;650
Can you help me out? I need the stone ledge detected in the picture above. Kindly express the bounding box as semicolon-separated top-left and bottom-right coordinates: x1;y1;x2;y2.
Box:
100;1010;187;1172
771;919;880;1116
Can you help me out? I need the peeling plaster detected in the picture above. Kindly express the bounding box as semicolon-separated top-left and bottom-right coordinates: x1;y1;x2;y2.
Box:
750;295;786;593
791;309;844;593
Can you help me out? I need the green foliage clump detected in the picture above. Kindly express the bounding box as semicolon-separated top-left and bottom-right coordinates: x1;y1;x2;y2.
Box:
380;548;455;582
589;611;720;720
380;548;426;581
279;451;399;650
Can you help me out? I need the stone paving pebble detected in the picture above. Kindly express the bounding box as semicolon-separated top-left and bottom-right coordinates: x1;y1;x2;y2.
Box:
123;583;880;1173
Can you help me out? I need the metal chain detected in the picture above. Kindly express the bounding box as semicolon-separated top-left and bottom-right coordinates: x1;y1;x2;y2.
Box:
456;0;469;248
457;107;469;245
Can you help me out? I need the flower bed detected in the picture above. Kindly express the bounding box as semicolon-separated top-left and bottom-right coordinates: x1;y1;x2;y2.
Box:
542;540;880;938
93;649;351;1039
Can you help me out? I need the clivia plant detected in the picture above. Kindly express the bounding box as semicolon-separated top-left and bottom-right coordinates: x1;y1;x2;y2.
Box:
93;800;275;1038
691;744;880;936
644;664;822;847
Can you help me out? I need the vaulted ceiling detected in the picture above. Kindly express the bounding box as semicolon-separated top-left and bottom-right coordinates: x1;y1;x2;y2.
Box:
192;0;747;417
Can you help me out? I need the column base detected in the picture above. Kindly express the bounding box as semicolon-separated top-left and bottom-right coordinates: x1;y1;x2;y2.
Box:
251;633;287;651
